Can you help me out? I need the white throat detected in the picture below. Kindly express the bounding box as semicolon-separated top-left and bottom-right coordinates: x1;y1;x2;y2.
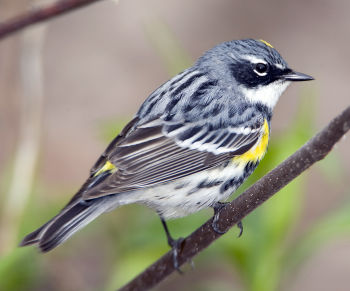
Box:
240;80;291;109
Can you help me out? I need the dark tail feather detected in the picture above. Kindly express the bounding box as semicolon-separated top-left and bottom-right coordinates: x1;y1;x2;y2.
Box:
19;221;51;247
20;199;109;252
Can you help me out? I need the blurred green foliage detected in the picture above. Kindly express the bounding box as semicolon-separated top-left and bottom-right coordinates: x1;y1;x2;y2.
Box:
0;20;349;291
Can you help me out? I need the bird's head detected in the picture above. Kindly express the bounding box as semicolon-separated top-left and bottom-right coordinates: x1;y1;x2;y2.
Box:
197;39;314;109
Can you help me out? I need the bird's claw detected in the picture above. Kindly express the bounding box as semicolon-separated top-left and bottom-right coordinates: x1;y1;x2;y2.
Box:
211;201;229;234
212;212;227;234
237;221;243;237
211;202;244;237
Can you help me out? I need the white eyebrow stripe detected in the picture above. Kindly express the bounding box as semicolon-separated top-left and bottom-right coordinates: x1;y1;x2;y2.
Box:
242;55;267;64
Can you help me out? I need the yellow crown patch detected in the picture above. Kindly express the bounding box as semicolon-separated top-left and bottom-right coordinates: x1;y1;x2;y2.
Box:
259;39;274;48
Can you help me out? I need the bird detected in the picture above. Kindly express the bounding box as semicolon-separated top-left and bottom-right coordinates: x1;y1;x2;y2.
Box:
20;39;313;268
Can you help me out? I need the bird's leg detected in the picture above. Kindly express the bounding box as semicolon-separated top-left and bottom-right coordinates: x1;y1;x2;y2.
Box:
211;201;243;237
160;218;185;273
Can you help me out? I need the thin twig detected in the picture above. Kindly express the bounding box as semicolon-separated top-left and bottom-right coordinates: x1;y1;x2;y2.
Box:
0;0;103;40
119;106;350;291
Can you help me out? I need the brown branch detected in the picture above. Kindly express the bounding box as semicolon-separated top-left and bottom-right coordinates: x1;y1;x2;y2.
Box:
0;0;103;40
119;106;350;291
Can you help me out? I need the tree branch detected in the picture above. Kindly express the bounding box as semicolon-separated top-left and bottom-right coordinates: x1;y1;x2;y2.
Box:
0;0;103;40
120;106;350;291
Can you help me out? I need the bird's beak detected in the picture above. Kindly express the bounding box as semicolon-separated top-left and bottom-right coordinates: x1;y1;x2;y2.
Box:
282;70;314;81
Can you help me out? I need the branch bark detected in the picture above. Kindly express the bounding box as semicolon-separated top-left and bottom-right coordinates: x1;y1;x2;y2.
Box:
0;0;103;40
119;106;350;291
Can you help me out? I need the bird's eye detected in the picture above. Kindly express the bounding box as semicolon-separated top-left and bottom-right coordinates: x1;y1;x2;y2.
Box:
254;63;268;76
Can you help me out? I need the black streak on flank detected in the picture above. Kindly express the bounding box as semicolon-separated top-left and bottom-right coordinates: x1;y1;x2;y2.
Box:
197;179;222;188
220;176;244;193
187;179;222;196
174;182;188;190
244;161;258;175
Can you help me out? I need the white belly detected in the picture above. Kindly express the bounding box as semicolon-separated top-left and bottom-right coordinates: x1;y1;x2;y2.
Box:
132;161;247;219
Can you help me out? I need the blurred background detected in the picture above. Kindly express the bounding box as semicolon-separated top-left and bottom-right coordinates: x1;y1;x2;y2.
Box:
0;0;350;290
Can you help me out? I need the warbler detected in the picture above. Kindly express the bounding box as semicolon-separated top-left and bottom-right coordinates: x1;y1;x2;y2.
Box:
20;39;313;266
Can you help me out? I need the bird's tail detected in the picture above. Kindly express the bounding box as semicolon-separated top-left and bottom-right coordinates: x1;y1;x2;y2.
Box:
20;198;112;252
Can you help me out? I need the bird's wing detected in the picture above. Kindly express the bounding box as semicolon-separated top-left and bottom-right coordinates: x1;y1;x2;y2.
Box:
81;116;265;200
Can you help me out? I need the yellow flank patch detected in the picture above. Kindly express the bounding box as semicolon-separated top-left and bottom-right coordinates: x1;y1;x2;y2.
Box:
259;39;274;48
94;160;117;177
234;119;269;164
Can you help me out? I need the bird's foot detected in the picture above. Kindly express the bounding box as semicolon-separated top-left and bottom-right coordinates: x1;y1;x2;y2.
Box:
167;236;185;273
212;202;244;237
211;201;230;234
